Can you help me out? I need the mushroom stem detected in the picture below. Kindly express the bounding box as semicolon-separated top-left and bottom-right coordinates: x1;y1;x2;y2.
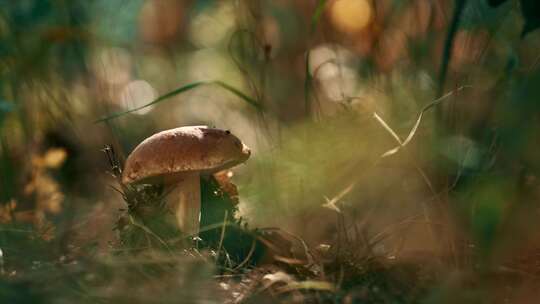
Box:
165;173;201;236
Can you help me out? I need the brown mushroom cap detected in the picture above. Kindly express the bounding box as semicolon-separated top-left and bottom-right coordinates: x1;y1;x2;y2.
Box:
122;126;251;185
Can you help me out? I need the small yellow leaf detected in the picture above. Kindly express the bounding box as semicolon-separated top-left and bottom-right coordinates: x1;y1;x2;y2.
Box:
263;271;294;286
281;280;336;293
43;148;67;168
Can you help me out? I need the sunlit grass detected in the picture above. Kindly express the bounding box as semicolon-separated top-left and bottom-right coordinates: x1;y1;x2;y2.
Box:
1;0;540;303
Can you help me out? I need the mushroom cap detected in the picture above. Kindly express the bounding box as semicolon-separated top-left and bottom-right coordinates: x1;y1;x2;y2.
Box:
122;126;251;185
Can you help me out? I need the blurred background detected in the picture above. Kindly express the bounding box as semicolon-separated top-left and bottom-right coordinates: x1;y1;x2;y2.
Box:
1;0;540;302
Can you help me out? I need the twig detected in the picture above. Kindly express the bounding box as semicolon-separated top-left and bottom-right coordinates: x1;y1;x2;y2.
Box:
215;211;229;264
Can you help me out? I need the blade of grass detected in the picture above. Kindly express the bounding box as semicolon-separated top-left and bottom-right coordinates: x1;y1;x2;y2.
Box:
213;80;261;109
304;0;327;118
232;238;257;270
376;86;471;158
310;0;328;34
279;280;336;293
304;51;313;117
0;136;16;202
437;0;467;107
95;81;261;123
95;81;205;123
128;214;174;255
402;86;470;146
215;210;228;264
322;182;355;213
373;112;403;145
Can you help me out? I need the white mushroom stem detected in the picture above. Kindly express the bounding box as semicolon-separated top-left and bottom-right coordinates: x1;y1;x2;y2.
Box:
165;173;201;236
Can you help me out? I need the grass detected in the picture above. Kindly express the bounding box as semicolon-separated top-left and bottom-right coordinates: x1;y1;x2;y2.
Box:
2;0;540;303
95;80;263;123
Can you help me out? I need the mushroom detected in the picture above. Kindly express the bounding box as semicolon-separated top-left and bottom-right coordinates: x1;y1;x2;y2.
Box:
122;126;251;236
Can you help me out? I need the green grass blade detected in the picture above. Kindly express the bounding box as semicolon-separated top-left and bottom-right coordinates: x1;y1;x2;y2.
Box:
95;81;261;123
213;81;262;110
437;0;467;98
304;51;312;117
310;0;328;34
304;0;327;117
95;81;205;123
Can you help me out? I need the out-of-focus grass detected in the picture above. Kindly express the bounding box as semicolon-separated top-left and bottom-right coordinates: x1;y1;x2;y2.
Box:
1;0;540;303
0;249;223;304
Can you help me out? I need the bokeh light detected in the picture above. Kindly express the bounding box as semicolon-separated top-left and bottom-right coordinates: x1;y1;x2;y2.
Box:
138;0;184;45
90;47;132;86
120;80;158;115
329;0;372;34
309;44;358;103
188;2;235;48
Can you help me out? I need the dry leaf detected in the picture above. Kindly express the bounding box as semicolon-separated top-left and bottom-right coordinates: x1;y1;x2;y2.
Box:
214;170;240;205
262;271;294;287
279;280;336;293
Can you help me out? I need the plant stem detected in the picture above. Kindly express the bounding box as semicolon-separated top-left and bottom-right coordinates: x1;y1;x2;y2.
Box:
166;173;201;236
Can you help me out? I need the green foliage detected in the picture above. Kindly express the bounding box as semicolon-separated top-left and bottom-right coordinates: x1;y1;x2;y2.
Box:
488;0;540;36
1;0;540;302
96;81;262;123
